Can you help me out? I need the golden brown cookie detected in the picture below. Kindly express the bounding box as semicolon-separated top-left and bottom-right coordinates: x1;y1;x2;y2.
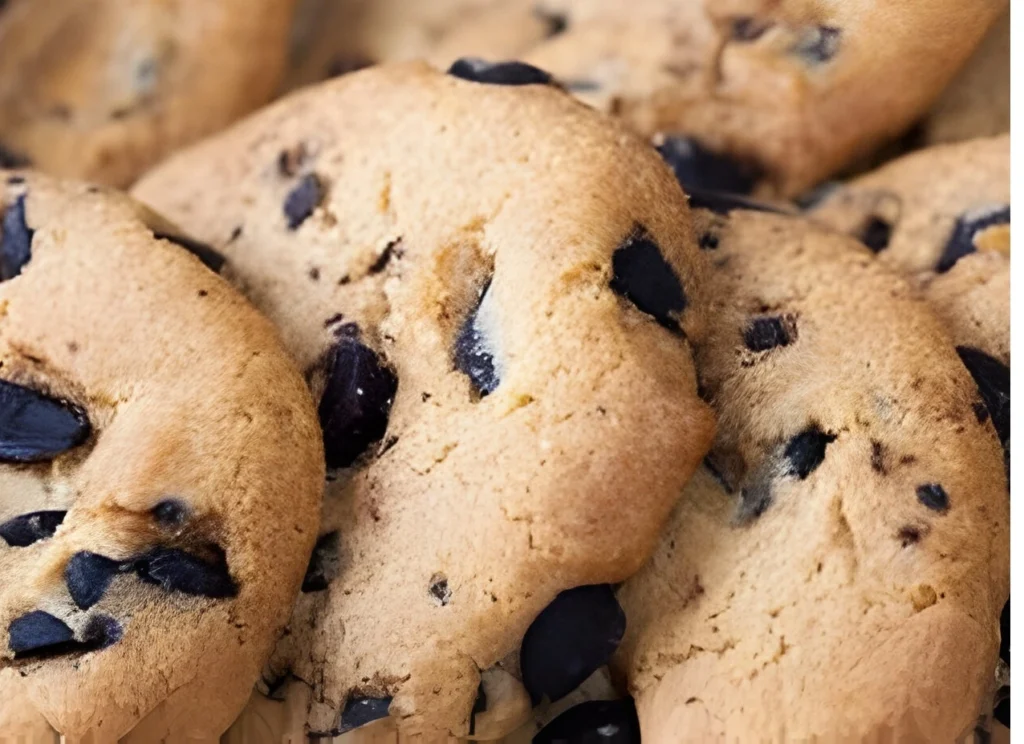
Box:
0;171;323;739
615;207;1008;742
133;62;716;738
419;0;1007;197
0;0;298;187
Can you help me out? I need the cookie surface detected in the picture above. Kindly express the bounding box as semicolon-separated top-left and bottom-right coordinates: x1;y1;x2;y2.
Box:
615;207;1009;741
133;61;716;737
920;9;1009;147
0;0;297;187
419;0;1007;197
0;172;323;739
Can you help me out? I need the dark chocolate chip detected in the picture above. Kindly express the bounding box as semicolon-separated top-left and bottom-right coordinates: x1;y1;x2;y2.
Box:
8;611;74;656
534;7;568;37
0;510;66;547
429;574;451;606
685;186;784;216
0;143;30;169
1;194;33;280
916;483;949;513
368;238;401;274
325;55;374;79
937;205;1010;273
152;499;189;530
318;339;398;469
0;379;91;463
520;584;626;704
698;233;719;250
447;58;553;86
794;26;841;63
731;17;773;42
870;441;887;475
533;699;641;744
469;682;487;736
858;216;892;253
338;697;392;733
454;283;501;396
284;173;325;230
743;315;796;352
784;427;836;480
152;231;226;273
302;532;340;593
65;551;121;610
957;347;1009;451
132;546;238;598
656;137;761;195
610;230;687;334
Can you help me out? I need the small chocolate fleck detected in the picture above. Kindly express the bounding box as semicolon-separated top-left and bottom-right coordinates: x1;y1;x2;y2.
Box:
897;526;921;547
429;573;451;606
454;283;501;396
743;315;796;352
916;483;949;513
368;238;401;274
283;173;324;230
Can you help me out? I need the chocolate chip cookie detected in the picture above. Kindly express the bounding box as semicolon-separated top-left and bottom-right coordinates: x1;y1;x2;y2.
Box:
614;206;1008;741
422;0;1007;197
0;0;298;187
133;61;716;738
0;172;324;739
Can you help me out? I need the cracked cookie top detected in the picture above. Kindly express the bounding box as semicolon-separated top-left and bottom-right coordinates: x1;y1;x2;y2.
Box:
133;61;716;737
0;172;323;739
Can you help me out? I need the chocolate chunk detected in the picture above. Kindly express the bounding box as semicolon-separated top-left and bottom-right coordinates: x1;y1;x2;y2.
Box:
152;231;226;273
656;137;761;195
784;427;836;479
0;379;91;463
699;233;719;250
610;230;687;334
520;584;626;704
0;143;30;169
684;187;784;216
454;283;501;396
469;682;487;736
1;194;33;280
152;498;189;530
794;26;841;63
338;697;392;733
937;205;1010;273
429;574;451;606
956;347;1009;451
534;699;641;744
302;532;340;593
318;339;398;469
284;173;325;230
858;216;892;253
8;610;120;659
0;510;66;547
916;483;949;513
65;551;121;610
132;546;238;598
447;58;553;86
368;238;401;274
744;315;796;352
731;17;773;42
8;611;74;656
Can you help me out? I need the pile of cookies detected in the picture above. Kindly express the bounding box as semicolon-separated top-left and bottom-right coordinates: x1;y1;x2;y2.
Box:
0;1;1010;742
